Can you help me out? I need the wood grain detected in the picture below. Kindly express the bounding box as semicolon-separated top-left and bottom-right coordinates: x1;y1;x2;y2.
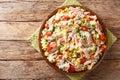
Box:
0;22;40;40
0;60;119;80
0;40;41;60
84;60;120;80
0;0;119;79
0;0;119;21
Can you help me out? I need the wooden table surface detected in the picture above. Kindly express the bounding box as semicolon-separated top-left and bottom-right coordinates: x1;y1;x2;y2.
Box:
0;0;120;80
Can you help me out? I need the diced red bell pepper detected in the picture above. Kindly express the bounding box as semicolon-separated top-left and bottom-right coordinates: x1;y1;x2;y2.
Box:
56;55;62;59
80;57;86;64
90;54;95;60
100;45;107;52
45;23;49;28
69;65;75;72
82;26;88;31
47;45;52;52
89;17;94;21
46;32;52;37
71;14;77;19
100;34;106;42
62;16;70;21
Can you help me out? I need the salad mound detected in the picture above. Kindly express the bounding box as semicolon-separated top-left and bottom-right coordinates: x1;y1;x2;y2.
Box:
41;6;107;72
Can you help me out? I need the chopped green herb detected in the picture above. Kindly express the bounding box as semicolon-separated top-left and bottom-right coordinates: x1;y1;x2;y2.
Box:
58;45;62;54
82;35;87;40
52;25;56;33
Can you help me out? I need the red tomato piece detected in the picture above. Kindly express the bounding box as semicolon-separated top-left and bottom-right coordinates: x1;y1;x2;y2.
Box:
45;23;49;28
71;14;77;19
100;34;106;42
80;57;86;64
89;17;94;21
47;45;51;52
56;55;62;59
62;16;70;21
49;42;57;48
46;32;52;37
69;65;75;72
100;45;107;52
90;54;95;60
82;26;88;31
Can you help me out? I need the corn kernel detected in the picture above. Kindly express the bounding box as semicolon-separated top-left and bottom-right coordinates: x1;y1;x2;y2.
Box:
45;52;49;56
61;47;63;51
86;17;90;21
72;53;77;58
65;52;69;58
69;48;73;51
96;39;100;45
73;25;77;29
74;59;79;66
68;53;72;58
78;49;82;53
57;9;62;13
81;22;84;26
44;35;47;38
81;67;86;71
94;21;97;25
90;46;96;51
70;41;74;44
74;46;78;49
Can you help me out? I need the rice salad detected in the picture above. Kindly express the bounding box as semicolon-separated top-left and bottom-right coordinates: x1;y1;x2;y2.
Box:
40;6;107;73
